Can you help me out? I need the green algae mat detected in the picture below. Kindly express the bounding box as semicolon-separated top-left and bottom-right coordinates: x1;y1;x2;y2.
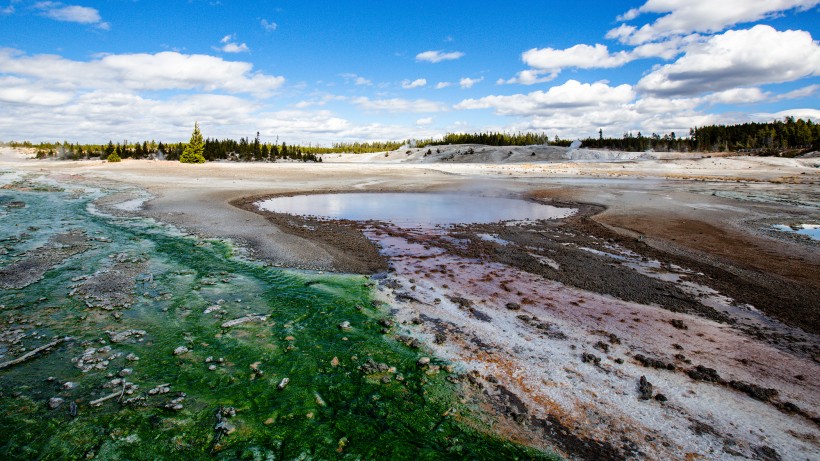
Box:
0;179;556;460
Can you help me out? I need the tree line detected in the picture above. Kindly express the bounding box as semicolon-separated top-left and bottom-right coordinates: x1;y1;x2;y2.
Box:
580;117;819;154
4;117;817;161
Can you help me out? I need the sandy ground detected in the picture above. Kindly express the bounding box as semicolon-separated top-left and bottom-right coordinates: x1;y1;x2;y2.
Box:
1;146;818;460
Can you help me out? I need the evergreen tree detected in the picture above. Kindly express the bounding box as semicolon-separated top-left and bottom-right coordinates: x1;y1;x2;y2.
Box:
107;151;121;162
180;122;206;163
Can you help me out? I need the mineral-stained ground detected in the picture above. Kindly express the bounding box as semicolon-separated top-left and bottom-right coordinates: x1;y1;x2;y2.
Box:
1;148;818;460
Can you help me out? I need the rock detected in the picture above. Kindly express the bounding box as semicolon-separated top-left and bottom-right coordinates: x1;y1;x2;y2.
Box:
729;380;778;402
163;394;185;411
204;305;223;314
173;346;189;356
688;365;722;383
330;356;339;367
638;376;653;400
126;353;139;361
107;329;146;343
359;359;390;374
634;353;675;371
338;321;351;330
504;302;521;310
581;352;601;366
148;384;171;395
593;341;610;353
48;397;64;409
220;406;236;418
63;381;77;390
208;364;217;371
221;314;268;328
417;357;431;367
670;319;688;330
119;368;133;377
277;377;289;390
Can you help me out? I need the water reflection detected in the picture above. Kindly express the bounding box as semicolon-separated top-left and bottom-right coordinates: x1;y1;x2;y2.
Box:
258;193;575;226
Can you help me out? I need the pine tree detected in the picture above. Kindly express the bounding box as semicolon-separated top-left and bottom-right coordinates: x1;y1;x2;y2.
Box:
180;122;206;163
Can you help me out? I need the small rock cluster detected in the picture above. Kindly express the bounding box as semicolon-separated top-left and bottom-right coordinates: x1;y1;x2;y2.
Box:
74;345;121;372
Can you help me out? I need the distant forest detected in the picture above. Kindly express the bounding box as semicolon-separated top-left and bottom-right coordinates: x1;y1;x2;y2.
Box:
5;117;817;161
418;117;819;155
7;134;398;162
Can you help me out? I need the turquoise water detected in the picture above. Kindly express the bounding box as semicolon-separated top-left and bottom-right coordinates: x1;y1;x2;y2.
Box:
0;180;556;460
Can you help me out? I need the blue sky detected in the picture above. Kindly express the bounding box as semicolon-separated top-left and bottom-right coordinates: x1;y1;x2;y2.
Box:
1;0;818;144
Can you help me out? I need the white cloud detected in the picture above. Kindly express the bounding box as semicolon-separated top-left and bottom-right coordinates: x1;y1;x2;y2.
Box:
616;8;641;22
523;44;633;71
456;80;635;115
0;48;284;97
772;84;819;101
1;4;14;15
260;19;277;31
609;0;820;44
435;82;452;89
415;50;465;63
497;69;557;85
416;117;433;126
0;76;74;106
34;2;109;29
702;88;770;105
459;77;484;89
637;25;820;96
401;78;427;89
351;97;448;113
217;34;249;53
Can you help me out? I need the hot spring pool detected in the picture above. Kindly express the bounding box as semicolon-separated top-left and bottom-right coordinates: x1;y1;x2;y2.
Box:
256;192;575;226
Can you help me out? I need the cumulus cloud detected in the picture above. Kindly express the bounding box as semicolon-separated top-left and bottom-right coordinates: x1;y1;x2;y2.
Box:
609;0;820;44
523;44;632;71
351;97;448;113
260;19;277;31
34;2;109;29
0;48;284;97
217;34;250;53
459;77;483;89
434;82;452;89
0;76;74;106
497;69;558;86
456;80;635;115
416;50;465;63
401;78;427;89
637;25;820;96
702;88;770;105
